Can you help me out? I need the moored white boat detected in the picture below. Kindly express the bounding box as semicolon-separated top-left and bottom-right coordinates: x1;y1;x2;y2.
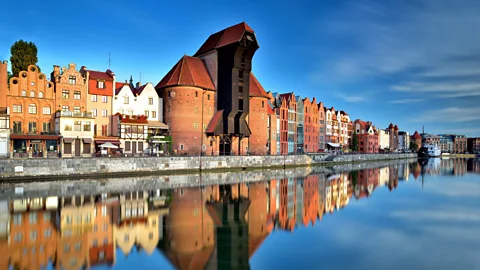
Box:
426;144;441;157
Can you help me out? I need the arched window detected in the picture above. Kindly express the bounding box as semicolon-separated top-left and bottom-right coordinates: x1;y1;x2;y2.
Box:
28;104;37;114
38;92;44;98
21;90;27;97
30;91;35;97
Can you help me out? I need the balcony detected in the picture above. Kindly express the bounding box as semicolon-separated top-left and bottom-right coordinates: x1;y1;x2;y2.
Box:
55;111;93;118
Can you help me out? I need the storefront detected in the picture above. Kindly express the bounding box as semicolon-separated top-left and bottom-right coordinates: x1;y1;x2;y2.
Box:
10;134;61;158
93;137;121;156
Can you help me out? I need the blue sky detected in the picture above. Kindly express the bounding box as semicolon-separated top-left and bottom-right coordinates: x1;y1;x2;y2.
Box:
1;0;479;136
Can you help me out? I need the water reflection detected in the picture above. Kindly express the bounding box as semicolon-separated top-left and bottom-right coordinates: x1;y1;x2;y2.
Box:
1;158;479;269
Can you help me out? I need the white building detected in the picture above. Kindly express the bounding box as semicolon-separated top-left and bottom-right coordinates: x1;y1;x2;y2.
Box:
113;81;163;122
398;131;410;151
378;129;390;151
55;111;94;157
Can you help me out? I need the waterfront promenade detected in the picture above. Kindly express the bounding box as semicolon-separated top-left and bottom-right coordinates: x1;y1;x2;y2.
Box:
0;153;416;181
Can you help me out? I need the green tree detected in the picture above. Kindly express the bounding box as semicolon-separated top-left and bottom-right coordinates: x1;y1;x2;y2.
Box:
10;40;39;76
7;71;12;81
410;141;418;152
350;131;359;152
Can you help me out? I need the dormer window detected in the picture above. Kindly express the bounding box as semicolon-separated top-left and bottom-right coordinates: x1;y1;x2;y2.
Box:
97;80;105;89
69;76;76;84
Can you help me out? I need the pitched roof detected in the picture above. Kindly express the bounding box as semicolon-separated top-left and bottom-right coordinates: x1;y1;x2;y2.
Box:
205;110;223;134
115;83;135;96
155;56;215;90
194;22;255;56
135;83;148;96
88;70;114;80
413;131;422;139
249;73;269;98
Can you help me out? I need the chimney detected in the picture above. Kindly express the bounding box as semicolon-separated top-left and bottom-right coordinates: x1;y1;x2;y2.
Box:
136;82;141;89
0;60;8;108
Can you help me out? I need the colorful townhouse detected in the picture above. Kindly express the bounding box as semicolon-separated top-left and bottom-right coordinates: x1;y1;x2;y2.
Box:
318;101;325;151
0;63;59;158
353;119;379;153
113;80;168;155
80;67;118;151
0;62;9;157
296;96;304;153
303;97;319;153
52;63;94;157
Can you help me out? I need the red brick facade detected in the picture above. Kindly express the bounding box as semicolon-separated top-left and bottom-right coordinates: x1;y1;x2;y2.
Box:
354;119;379;153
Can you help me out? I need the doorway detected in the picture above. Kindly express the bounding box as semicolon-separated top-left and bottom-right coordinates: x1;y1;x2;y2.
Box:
75;139;81;157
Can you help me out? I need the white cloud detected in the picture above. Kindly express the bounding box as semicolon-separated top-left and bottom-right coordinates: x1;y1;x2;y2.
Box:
413;107;480;123
389;99;424;104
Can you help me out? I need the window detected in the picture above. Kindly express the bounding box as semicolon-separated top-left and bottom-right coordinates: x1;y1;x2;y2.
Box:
65;216;72;225
102;205;107;216
44;229;52;237
13;104;22;113
28;122;37;133
21;90;27;96
38;92;44;98
65;124;72;131
92;109;97;117
103;224;108;232
62;105;69;112
123;96;129;104
262;101;265;108
91;95;98;102
180;144;184;150
239;86;243;93
207;94;210;100
75;242;81;251
144;110;149;117
92;239;98;247
73;106;81;114
94;225;97;232
194;107;198;114
42;107;51;115
84;122;91;131
69;76;76;84
101;125;107;136
195;92;198;98
124;234;129;242
14;233;22;242
13;121;22;133
74;91;81;100
203;123;206;131
152;111;156;118
74;121;81;131
125;141;131;151
239;98;244;111
102;96;107;103
43;122;51;133
14;214;22;225
44;212;51;222
239;70;244;82
103;238;108;245
102;109;108;117
193;122;199;129
29;91;35;97
148;97;153;105
62;90;69;98
97;81;105;88
28;104;37;114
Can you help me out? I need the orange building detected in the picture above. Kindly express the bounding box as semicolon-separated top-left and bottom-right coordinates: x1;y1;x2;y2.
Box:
52;63;88;117
0;63;60;158
248;73;271;155
161;188;215;269
411;131;422;151
277;178;296;231
156;56;217;155
302;175;319;226
303;97;318;153
89;197;118;267
9;198;58;270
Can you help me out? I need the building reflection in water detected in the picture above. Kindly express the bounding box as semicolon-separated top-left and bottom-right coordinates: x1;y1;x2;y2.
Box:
1;158;478;269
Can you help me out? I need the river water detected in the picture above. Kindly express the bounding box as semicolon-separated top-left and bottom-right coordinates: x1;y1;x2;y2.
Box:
1;158;479;270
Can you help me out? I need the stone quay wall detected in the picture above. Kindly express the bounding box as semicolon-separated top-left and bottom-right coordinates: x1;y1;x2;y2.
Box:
0;153;416;180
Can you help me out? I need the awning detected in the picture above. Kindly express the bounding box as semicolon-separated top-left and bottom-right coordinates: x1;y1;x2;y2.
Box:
83;138;92;143
10;134;61;140
147;121;169;129
98;142;118;149
327;142;341;148
63;138;75;143
94;137;120;144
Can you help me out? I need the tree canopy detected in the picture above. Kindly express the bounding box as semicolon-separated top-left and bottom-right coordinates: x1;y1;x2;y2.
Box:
350;131;359;152
10;40;39;76
410;141;419;152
